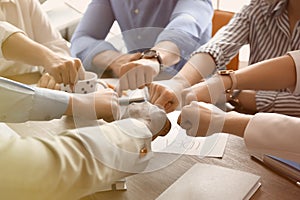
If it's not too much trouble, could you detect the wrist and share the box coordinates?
[224,111,251,137]
[140,49,163,72]
[64,94,74,116]
[217,70,237,93]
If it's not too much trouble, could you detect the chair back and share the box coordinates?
[212,10,239,70]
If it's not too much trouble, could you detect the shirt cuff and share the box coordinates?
[0,22,25,58]
[30,87,70,121]
[287,50,300,95]
[75,118,153,173]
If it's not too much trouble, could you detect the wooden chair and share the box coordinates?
[212,10,239,70]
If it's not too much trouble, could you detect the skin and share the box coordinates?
[149,0,300,113]
[180,54,297,137]
[2,32,85,88]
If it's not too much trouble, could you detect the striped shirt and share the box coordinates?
[197,0,300,117]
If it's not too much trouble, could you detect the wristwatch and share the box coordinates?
[140,49,163,70]
[217,69,237,93]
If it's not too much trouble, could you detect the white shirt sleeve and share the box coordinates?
[287,50,300,95]
[244,112,300,163]
[0,118,153,200]
[0,77,69,122]
[0,21,25,58]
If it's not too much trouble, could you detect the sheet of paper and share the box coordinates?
[151,111,228,157]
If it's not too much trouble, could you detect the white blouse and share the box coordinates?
[0,0,69,76]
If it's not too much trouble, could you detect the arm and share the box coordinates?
[244,113,300,163]
[175,1,253,86]
[179,102,300,163]
[2,31,84,86]
[0,77,69,122]
[181,52,299,109]
[0,119,153,200]
[70,0,116,71]
[154,0,213,68]
[0,77,119,123]
[220,53,297,92]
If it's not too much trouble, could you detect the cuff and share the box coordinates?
[75,118,153,173]
[287,50,300,95]
[30,87,70,121]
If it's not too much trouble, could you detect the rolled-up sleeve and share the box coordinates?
[0,22,25,58]
[70,0,116,71]
[156,0,213,60]
[287,50,300,95]
[0,77,69,122]
[195,3,251,69]
[244,113,300,163]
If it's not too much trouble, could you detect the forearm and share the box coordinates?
[92,50,122,71]
[175,52,216,86]
[235,55,296,91]
[223,111,252,137]
[152,41,180,67]
[2,32,57,67]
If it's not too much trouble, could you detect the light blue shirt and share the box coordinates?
[0,77,69,122]
[70,0,213,73]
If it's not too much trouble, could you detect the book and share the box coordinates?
[156,163,261,200]
[260,155,300,185]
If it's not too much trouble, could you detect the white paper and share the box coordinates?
[151,111,228,157]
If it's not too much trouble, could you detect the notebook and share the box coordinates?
[260,155,300,186]
[156,163,261,200]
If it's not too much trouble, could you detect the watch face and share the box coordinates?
[143,50,157,58]
[141,49,162,64]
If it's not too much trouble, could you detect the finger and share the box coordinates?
[182,88,198,106]
[61,65,70,86]
[180,105,199,137]
[54,83,61,90]
[74,59,85,80]
[128,70,137,90]
[37,74,50,88]
[117,75,129,96]
[149,85,161,104]
[155,91,177,112]
[52,71,63,84]
[145,67,153,84]
[136,67,145,89]
[47,77,57,89]
[69,61,78,85]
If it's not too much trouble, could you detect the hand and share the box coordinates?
[43,55,85,88]
[116,58,160,95]
[66,89,120,122]
[108,52,142,77]
[37,73,61,90]
[120,101,170,140]
[178,101,226,137]
[148,76,190,113]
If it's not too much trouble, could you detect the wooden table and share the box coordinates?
[7,117,300,200]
